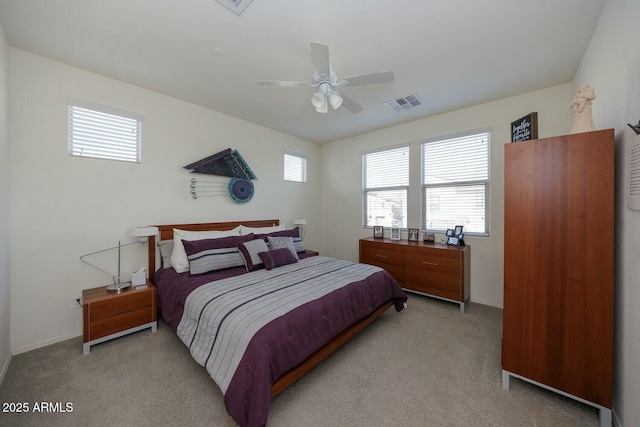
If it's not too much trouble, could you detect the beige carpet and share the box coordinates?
[0,295,600,427]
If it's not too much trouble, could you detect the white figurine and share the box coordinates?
[570,84,596,134]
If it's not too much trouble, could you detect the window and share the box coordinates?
[68,100,142,163]
[363,146,409,228]
[422,131,490,235]
[284,152,307,182]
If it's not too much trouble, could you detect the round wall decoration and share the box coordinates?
[228,178,254,204]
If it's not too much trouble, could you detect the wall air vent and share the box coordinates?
[384,95,422,112]
[215,0,253,15]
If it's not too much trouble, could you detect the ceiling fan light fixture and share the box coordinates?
[311,91,325,108]
[329,92,343,109]
[315,96,328,113]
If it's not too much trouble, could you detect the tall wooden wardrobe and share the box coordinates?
[502,129,614,427]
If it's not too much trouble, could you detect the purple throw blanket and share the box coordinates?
[154,256,406,427]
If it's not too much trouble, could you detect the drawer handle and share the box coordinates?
[375,254,388,258]
[422,261,438,266]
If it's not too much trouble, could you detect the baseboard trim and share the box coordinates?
[0,351,12,386]
[12,332,82,356]
[469,296,503,309]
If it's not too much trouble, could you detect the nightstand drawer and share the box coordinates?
[89,307,153,340]
[89,291,151,322]
[82,283,157,354]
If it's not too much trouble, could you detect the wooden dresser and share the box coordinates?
[359,237,470,312]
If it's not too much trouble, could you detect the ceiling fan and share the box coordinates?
[258,42,394,114]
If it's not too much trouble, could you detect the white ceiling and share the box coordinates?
[0,0,606,143]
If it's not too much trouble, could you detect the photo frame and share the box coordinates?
[373,225,384,239]
[408,228,419,242]
[422,230,435,242]
[447,225,465,246]
[390,227,400,240]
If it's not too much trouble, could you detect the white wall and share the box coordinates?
[319,84,574,308]
[573,0,640,425]
[0,22,10,382]
[8,48,320,353]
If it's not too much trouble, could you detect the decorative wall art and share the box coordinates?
[511,112,538,142]
[185,148,257,203]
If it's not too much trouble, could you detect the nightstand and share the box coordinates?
[82,281,157,355]
[304,250,319,256]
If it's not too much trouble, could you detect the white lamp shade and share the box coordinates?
[128,226,159,237]
[293,219,306,226]
[311,91,325,108]
[329,92,343,109]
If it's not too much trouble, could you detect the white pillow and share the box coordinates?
[170,226,241,273]
[237,238,269,271]
[239,224,284,235]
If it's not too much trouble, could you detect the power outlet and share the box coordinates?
[71,295,82,309]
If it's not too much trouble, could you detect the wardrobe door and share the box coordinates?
[503,129,614,408]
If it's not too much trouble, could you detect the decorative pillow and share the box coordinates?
[157,239,174,269]
[183,234,254,275]
[258,248,298,270]
[237,239,270,271]
[267,236,299,260]
[257,228,305,253]
[239,224,284,235]
[170,226,241,273]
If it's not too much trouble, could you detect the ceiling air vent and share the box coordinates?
[384,95,422,112]
[215,0,253,15]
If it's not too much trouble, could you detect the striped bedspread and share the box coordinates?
[176,255,407,426]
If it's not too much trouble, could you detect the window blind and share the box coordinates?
[363,146,409,228]
[284,153,307,182]
[68,102,142,163]
[422,132,490,234]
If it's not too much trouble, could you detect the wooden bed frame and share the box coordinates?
[147,219,394,398]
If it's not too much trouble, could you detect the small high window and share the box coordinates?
[68,100,143,163]
[284,152,307,183]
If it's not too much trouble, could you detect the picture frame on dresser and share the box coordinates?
[422,231,435,242]
[390,227,400,240]
[408,228,419,242]
[373,225,384,238]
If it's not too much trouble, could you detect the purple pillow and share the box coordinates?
[183,233,254,275]
[258,248,298,270]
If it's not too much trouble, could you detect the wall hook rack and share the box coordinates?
[627,120,640,135]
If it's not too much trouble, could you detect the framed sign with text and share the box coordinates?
[511,112,538,142]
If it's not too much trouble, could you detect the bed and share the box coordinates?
[148,219,407,427]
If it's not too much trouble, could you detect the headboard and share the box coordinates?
[148,219,279,282]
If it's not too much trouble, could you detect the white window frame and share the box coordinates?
[284,152,307,183]
[362,145,410,229]
[421,130,490,236]
[68,99,143,163]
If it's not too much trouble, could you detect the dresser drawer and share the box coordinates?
[404,247,463,301]
[360,241,404,283]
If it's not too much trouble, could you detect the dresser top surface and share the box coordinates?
[360,237,469,251]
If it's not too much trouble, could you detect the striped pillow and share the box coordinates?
[256,228,305,253]
[258,248,298,270]
[183,234,254,275]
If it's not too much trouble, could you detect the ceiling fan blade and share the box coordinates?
[258,80,314,88]
[338,71,394,87]
[310,42,330,80]
[340,93,364,114]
